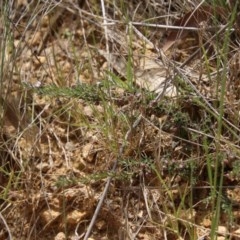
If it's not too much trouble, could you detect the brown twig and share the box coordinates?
[83,114,142,240]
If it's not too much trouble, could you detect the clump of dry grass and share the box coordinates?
[1,0,240,239]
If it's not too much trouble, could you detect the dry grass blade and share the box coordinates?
[83,114,142,240]
[2,0,240,239]
[162,3,229,52]
[0,212,12,240]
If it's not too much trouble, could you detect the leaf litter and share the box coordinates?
[1,0,240,239]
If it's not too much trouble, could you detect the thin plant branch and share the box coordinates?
[83,114,142,240]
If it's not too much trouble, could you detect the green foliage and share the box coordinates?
[35,84,103,102]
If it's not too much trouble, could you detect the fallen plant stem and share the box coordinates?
[0,212,12,240]
[132,22,228,31]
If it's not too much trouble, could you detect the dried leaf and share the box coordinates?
[99,50,177,97]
